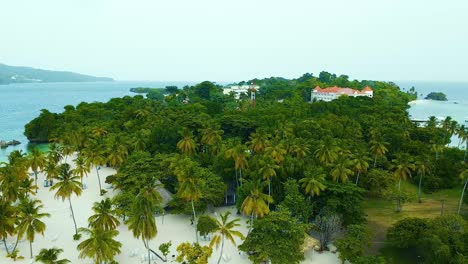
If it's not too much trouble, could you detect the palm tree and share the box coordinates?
[0,200,16,254]
[225,144,249,187]
[456,125,466,148]
[35,248,70,264]
[391,154,415,212]
[177,130,197,155]
[43,159,59,186]
[173,158,203,242]
[90,127,108,139]
[265,143,287,164]
[199,126,223,153]
[458,169,468,215]
[82,141,106,195]
[331,156,354,183]
[15,198,50,258]
[77,227,122,264]
[248,129,271,154]
[0,164,22,202]
[72,154,91,184]
[210,211,245,264]
[126,194,158,264]
[314,138,339,166]
[351,152,370,185]
[50,163,82,237]
[299,168,327,197]
[415,157,431,203]
[241,180,273,232]
[19,178,38,199]
[106,140,128,168]
[47,143,63,164]
[28,147,46,193]
[258,156,278,204]
[88,198,120,231]
[369,139,389,167]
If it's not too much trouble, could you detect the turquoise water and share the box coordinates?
[0,81,191,162]
[399,81,468,148]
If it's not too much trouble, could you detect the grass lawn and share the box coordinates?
[363,182,468,262]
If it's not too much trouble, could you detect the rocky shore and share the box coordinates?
[0,140,20,148]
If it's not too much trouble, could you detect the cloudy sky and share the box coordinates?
[1,0,467,82]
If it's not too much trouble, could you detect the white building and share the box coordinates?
[223,84,260,100]
[311,86,373,102]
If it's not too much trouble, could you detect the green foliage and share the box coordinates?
[159,241,172,260]
[386,217,430,248]
[176,242,212,264]
[239,209,308,264]
[425,92,448,101]
[279,180,313,222]
[335,225,373,263]
[196,215,218,237]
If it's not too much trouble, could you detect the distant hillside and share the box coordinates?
[0,63,113,84]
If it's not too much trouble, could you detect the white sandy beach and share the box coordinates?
[0,156,340,264]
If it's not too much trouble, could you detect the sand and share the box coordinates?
[0,157,340,264]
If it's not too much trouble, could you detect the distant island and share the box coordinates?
[0,63,113,84]
[425,92,448,101]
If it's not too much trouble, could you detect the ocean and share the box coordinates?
[0,81,466,162]
[0,81,192,162]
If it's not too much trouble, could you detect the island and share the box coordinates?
[425,92,447,101]
[0,63,113,84]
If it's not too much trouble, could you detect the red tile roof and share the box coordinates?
[313,86,372,95]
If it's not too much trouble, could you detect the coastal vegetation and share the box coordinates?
[0,63,113,85]
[425,92,448,101]
[0,71,467,262]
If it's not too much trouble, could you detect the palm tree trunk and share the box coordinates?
[96,166,103,195]
[464,141,467,162]
[397,178,402,212]
[12,234,20,252]
[29,241,33,259]
[355,172,360,185]
[3,238,9,254]
[69,198,78,235]
[418,173,423,203]
[191,200,198,243]
[217,235,225,264]
[239,169,243,186]
[234,169,239,189]
[458,178,468,215]
[34,170,38,194]
[373,157,377,168]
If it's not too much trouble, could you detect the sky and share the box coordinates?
[0,0,467,82]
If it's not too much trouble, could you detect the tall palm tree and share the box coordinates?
[50,163,82,237]
[199,126,224,153]
[47,143,63,165]
[351,152,370,185]
[391,154,415,212]
[82,140,106,195]
[415,157,431,203]
[225,144,249,187]
[299,168,327,197]
[126,194,158,264]
[265,143,287,164]
[331,156,354,183]
[248,129,271,154]
[258,156,278,204]
[314,138,340,166]
[241,180,273,232]
[72,154,91,184]
[19,178,38,199]
[106,139,128,168]
[15,198,50,258]
[458,169,468,215]
[77,227,122,264]
[35,248,70,264]
[43,159,59,186]
[0,164,22,202]
[369,139,389,167]
[456,125,467,148]
[28,147,46,193]
[177,130,197,155]
[88,198,120,231]
[0,200,16,254]
[173,158,203,242]
[210,211,245,264]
